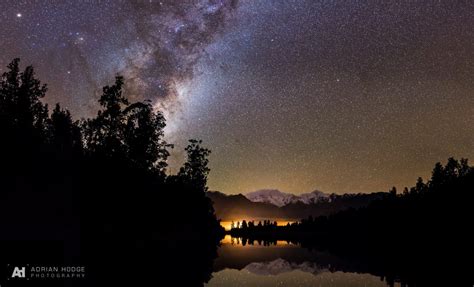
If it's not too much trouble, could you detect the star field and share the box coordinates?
[1,0,473,194]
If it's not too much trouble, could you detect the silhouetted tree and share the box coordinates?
[414,177,427,194]
[0,59,49,143]
[241,220,247,229]
[178,139,211,192]
[123,101,171,175]
[50,104,82,156]
[389,186,397,197]
[444,157,461,183]
[0,58,50,192]
[82,75,129,159]
[459,158,471,177]
[430,162,445,189]
[402,187,409,196]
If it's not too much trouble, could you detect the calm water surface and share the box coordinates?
[206,235,399,287]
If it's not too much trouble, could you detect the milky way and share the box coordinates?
[116,1,238,114]
[1,0,237,119]
[1,1,473,194]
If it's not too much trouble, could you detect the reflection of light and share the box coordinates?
[221,235,298,247]
[222,234,233,244]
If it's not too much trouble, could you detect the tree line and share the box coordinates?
[0,58,223,285]
[231,157,473,236]
[229,157,474,286]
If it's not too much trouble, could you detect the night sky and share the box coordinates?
[1,1,473,195]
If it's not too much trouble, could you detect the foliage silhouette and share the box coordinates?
[0,59,223,286]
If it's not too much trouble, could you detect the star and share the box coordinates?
[0,1,472,195]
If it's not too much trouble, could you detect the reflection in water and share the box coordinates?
[221,234,295,246]
[207,236,398,287]
[208,269,391,287]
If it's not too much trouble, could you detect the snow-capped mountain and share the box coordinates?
[245,189,299,207]
[245,189,329,207]
[299,190,329,204]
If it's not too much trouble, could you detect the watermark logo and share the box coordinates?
[11,266,25,278]
[5,264,86,281]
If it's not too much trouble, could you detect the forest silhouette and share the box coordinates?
[0,59,223,286]
[230,157,474,285]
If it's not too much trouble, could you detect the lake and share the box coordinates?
[205,235,400,287]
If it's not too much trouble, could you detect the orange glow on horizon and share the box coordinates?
[220,219,297,231]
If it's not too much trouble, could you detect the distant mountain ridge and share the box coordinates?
[245,189,329,207]
[207,190,388,221]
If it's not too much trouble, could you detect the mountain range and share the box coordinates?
[245,189,329,207]
[207,189,388,221]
